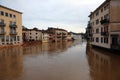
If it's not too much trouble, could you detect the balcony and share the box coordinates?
[62,36,66,39]
[57,33,61,35]
[87,23,92,29]
[111,44,120,51]
[62,33,66,35]
[0,22,6,27]
[10,32,17,35]
[0,31,6,35]
[89,33,92,37]
[9,24,17,28]
[101,32,109,36]
[57,36,61,38]
[100,19,109,25]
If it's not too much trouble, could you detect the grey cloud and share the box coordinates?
[0,0,104,32]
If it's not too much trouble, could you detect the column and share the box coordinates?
[4,36,6,45]
[9,36,10,44]
[21,36,23,44]
[16,36,18,43]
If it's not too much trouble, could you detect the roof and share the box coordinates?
[0,5,22,14]
[69,32,83,35]
[23,28,42,32]
[88,0,110,17]
[48,27,67,32]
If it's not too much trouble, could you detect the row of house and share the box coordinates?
[0,5,83,46]
[86,0,120,51]
[22,27,84,43]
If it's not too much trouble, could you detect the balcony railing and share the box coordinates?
[10,32,17,35]
[100,19,109,25]
[0,31,6,35]
[0,22,6,27]
[9,24,17,28]
[111,44,120,51]
[101,32,109,36]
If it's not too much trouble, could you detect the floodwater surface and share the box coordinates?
[0,41,120,80]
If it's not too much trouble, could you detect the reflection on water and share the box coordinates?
[87,45,120,80]
[0,47,23,80]
[0,41,119,80]
[0,41,89,80]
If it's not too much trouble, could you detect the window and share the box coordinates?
[101,8,103,12]
[14,36,16,41]
[101,17,103,21]
[92,38,94,42]
[13,22,16,25]
[5,12,8,17]
[101,27,103,32]
[9,14,12,18]
[104,14,109,19]
[101,37,103,43]
[96,37,99,42]
[96,29,99,33]
[13,15,16,18]
[1,11,4,16]
[104,38,108,43]
[96,12,99,16]
[96,19,99,25]
[10,21,12,25]
[1,27,4,33]
[104,4,109,10]
[0,36,5,42]
[36,33,38,35]
[17,36,20,41]
[106,38,108,43]
[104,37,108,43]
[0,19,4,23]
[93,22,94,26]
[30,33,31,35]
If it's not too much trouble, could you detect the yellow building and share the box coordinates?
[88,0,120,50]
[0,5,22,46]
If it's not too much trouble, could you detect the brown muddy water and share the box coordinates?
[0,41,120,80]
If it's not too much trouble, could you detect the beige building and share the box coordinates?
[67,32,72,41]
[0,5,22,46]
[88,0,120,50]
[41,30,49,43]
[47,27,68,42]
[22,28,42,41]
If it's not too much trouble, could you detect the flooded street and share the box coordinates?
[0,41,120,80]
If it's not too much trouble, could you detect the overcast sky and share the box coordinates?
[0,0,105,33]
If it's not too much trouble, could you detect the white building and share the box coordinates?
[41,30,49,43]
[88,0,120,50]
[22,28,42,41]
[70,32,83,41]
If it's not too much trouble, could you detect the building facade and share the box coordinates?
[88,0,120,50]
[47,27,68,42]
[22,28,42,42]
[41,30,49,43]
[69,32,83,41]
[0,5,22,46]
